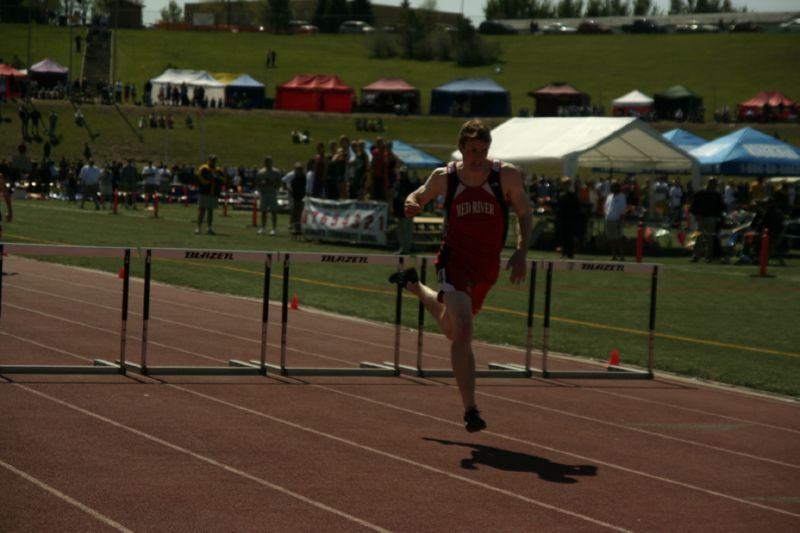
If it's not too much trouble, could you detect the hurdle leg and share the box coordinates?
[259,255,271,374]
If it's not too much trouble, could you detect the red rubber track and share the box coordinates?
[1,257,798,532]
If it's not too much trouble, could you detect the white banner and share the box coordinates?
[301,198,389,246]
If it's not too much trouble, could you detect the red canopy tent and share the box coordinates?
[360,77,420,114]
[0,63,27,99]
[275,74,354,113]
[737,91,796,122]
[528,82,590,117]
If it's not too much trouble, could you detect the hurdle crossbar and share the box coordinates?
[259,252,402,377]
[523,259,657,380]
[123,247,271,376]
[389,256,533,379]
[0,243,129,375]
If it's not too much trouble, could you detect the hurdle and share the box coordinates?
[0,243,129,375]
[497,259,658,380]
[257,252,402,377]
[382,256,534,379]
[122,247,271,376]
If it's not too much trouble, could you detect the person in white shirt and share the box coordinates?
[141,161,158,208]
[668,178,684,226]
[723,181,737,213]
[604,181,628,261]
[79,159,103,210]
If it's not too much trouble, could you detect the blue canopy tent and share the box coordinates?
[690,127,800,176]
[430,78,511,117]
[224,74,265,108]
[662,128,706,152]
[366,139,445,169]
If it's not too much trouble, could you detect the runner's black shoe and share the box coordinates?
[388,267,419,288]
[464,406,487,433]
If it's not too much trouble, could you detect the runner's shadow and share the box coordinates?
[423,437,597,484]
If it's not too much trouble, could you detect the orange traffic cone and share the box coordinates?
[607,349,620,367]
[290,294,299,310]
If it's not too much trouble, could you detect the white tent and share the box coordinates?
[149,68,226,106]
[453,117,699,182]
[612,89,654,107]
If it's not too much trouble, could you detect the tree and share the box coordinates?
[485,0,556,18]
[318,0,348,33]
[632,0,655,16]
[313,0,328,29]
[398,0,421,58]
[265,0,291,31]
[159,0,183,23]
[585,0,605,16]
[668,0,686,14]
[556,0,583,18]
[605,0,630,16]
[350,0,374,24]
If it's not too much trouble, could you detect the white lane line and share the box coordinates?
[311,384,800,520]
[13,384,389,533]
[4,303,797,470]
[584,388,800,436]
[478,390,800,469]
[0,458,134,532]
[170,384,631,532]
[6,333,800,522]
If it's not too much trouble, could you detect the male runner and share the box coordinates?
[389,119,532,432]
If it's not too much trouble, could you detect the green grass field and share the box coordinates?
[3,202,799,398]
[1,24,799,170]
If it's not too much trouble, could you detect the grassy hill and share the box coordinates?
[1,23,799,168]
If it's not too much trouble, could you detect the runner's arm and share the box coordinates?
[404,167,447,218]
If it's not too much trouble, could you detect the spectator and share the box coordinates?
[668,178,684,227]
[604,181,627,261]
[11,144,31,182]
[690,177,725,263]
[555,177,581,259]
[119,159,139,209]
[79,159,103,210]
[311,142,327,198]
[141,161,158,208]
[195,154,226,235]
[286,162,306,236]
[350,140,368,199]
[326,139,345,200]
[254,156,283,235]
[757,197,787,267]
[370,137,392,200]
[99,162,114,204]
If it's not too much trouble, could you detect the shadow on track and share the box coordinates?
[423,437,598,483]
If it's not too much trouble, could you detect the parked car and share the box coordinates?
[675,20,719,33]
[780,17,800,31]
[729,21,761,32]
[621,18,668,33]
[287,20,318,34]
[478,20,518,35]
[577,20,613,34]
[338,20,375,34]
[542,22,577,34]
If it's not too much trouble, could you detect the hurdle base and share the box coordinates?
[501,362,652,380]
[387,362,531,379]
[122,360,264,376]
[259,361,398,377]
[0,359,125,375]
